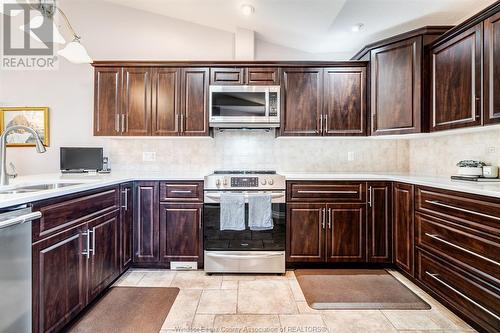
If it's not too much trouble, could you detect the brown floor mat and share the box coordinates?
[66,287,179,333]
[295,269,430,310]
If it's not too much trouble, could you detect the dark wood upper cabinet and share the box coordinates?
[484,11,500,125]
[94,67,122,136]
[121,67,152,136]
[325,204,366,262]
[134,182,160,264]
[431,23,482,131]
[286,203,324,262]
[323,67,366,136]
[367,182,392,263]
[370,37,422,135]
[120,183,133,271]
[210,67,245,85]
[152,67,180,136]
[393,182,415,276]
[181,68,209,136]
[281,68,323,136]
[159,203,203,265]
[247,67,280,85]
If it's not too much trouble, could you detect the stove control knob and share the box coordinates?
[216,179,221,186]
[223,178,228,186]
[268,179,274,185]
[261,179,267,185]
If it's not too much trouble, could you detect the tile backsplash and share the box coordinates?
[108,131,409,174]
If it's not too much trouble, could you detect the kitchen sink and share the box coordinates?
[0,182,85,194]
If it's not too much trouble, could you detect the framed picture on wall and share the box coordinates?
[0,107,50,147]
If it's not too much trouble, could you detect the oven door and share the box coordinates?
[209,85,280,127]
[203,191,286,252]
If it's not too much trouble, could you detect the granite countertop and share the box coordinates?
[0,171,498,209]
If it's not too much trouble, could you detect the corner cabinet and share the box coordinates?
[93,66,209,137]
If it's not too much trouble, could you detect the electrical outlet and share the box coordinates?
[347,152,355,161]
[142,152,156,162]
[487,146,496,154]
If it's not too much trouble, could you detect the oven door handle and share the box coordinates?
[205,252,284,260]
[205,192,285,199]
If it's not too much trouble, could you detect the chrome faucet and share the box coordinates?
[0,125,47,186]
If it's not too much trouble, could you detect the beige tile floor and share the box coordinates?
[113,269,476,333]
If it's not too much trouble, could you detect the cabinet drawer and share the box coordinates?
[246,67,280,85]
[416,250,500,332]
[416,213,500,282]
[160,181,203,202]
[416,186,500,232]
[210,68,245,85]
[32,186,119,242]
[287,181,365,202]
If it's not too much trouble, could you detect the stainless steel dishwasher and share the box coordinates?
[0,206,41,333]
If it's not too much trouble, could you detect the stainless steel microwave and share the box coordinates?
[209,85,280,128]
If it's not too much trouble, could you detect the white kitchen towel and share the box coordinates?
[248,194,273,231]
[220,193,246,231]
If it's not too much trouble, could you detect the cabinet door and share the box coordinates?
[325,204,366,262]
[159,203,203,265]
[210,67,245,85]
[323,67,366,136]
[246,67,280,85]
[134,182,160,264]
[393,183,415,275]
[431,23,482,131]
[370,37,422,135]
[367,182,392,263]
[94,67,122,136]
[122,67,152,136]
[32,225,87,333]
[181,68,209,136]
[286,203,324,262]
[281,68,323,136]
[87,211,120,301]
[484,11,500,125]
[120,183,134,271]
[152,67,180,136]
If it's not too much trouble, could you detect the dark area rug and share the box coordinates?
[295,269,430,310]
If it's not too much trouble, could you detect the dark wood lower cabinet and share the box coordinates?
[120,183,134,271]
[286,203,324,262]
[159,203,203,265]
[367,182,392,263]
[393,182,415,275]
[133,182,160,264]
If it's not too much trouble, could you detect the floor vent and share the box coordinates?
[170,262,198,270]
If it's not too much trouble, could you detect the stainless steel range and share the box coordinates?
[203,171,286,274]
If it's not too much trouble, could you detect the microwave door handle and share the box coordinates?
[265,88,270,117]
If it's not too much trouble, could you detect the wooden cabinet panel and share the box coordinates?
[325,204,366,262]
[122,68,152,136]
[159,203,203,265]
[134,182,159,264]
[94,67,122,136]
[181,68,209,136]
[120,183,133,271]
[367,182,392,263]
[416,250,500,333]
[286,203,324,262]
[281,68,323,136]
[393,183,415,275]
[323,67,366,136]
[152,68,180,135]
[287,181,365,203]
[370,37,422,135]
[484,11,500,125]
[210,67,245,85]
[160,181,204,202]
[87,211,120,301]
[32,225,87,333]
[431,23,482,131]
[247,67,280,85]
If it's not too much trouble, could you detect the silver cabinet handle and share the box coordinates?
[324,114,328,133]
[424,233,499,266]
[171,190,192,194]
[122,188,128,211]
[0,211,41,230]
[425,200,500,221]
[82,229,91,259]
[90,229,95,256]
[297,190,357,194]
[121,114,127,133]
[115,116,120,133]
[425,271,500,321]
[327,208,332,229]
[175,113,179,131]
[319,114,323,134]
[180,114,184,133]
[368,186,373,207]
[321,208,326,229]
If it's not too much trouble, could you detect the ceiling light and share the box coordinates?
[351,23,364,32]
[241,4,254,16]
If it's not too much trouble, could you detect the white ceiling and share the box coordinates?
[102,0,496,55]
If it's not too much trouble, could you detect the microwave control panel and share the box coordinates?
[231,177,258,187]
[269,92,278,116]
